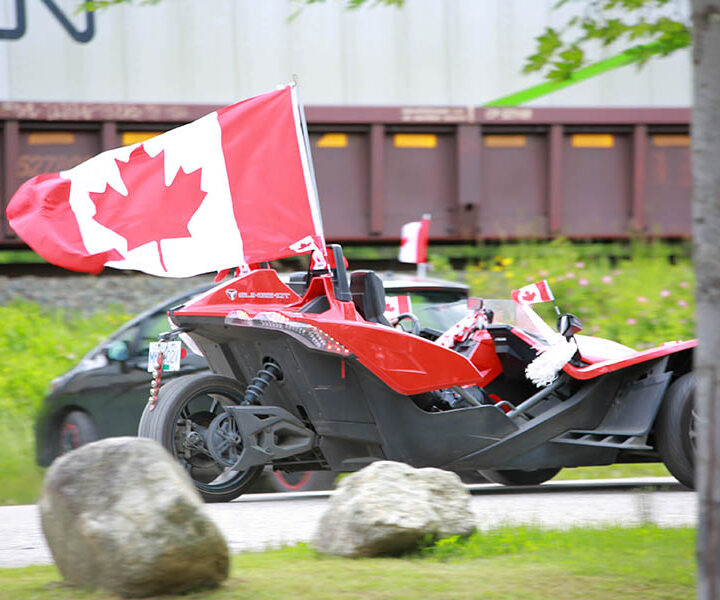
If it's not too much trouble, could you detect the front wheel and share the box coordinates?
[655,373,695,489]
[56,411,98,458]
[478,467,561,486]
[138,373,264,503]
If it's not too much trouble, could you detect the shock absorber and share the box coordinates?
[243,361,283,405]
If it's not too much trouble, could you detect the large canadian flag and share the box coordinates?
[6,86,325,277]
[398,218,430,264]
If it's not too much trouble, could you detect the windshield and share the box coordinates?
[483,299,560,346]
[385,290,469,332]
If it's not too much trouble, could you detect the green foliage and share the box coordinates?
[78,0,404,12]
[77,0,160,11]
[0,251,46,264]
[524,0,691,80]
[437,240,694,350]
[296,0,404,8]
[0,302,129,504]
[0,525,695,599]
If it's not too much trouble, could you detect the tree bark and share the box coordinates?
[692,1,720,598]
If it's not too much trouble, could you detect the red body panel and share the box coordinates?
[563,339,697,380]
[180,269,301,316]
[176,271,483,396]
[467,330,504,386]
[508,326,696,381]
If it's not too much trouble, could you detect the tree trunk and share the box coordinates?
[692,1,720,598]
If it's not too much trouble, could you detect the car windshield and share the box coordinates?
[385,290,469,332]
[483,299,560,346]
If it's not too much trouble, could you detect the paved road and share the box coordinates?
[0,478,696,568]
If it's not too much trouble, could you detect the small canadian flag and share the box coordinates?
[384,295,412,322]
[512,280,555,305]
[398,217,430,264]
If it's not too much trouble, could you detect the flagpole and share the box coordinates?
[292,78,325,243]
[417,212,431,278]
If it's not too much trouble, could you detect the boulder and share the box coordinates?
[313,460,476,557]
[40,437,228,598]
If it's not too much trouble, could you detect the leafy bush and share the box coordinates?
[0,302,129,504]
[432,240,694,349]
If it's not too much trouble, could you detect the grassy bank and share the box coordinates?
[431,239,694,349]
[0,525,695,599]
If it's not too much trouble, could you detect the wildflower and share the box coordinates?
[660,290,671,297]
[500,257,514,266]
[601,275,612,284]
[575,261,585,268]
[579,278,589,286]
[539,270,549,277]
[626,318,637,325]
[565,272,575,279]
[680,281,689,289]
[490,265,503,272]
[678,300,688,308]
[525,275,534,282]
[612,269,623,275]
[637,296,648,303]
[504,271,515,279]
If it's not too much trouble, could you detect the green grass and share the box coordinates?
[0,302,130,505]
[556,463,672,481]
[0,525,695,599]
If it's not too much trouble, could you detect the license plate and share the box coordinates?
[147,341,182,372]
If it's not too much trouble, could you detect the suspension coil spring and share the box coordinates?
[243,361,282,405]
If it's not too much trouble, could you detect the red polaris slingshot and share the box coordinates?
[139,245,696,502]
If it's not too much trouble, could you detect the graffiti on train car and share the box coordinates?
[0,0,95,44]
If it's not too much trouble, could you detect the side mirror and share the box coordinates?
[104,340,130,362]
[557,313,583,340]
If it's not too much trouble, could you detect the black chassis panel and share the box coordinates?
[172,314,670,472]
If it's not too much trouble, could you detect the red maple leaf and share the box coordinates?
[89,145,207,272]
[522,291,537,302]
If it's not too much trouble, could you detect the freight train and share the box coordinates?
[0,103,690,248]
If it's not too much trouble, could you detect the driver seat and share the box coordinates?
[350,270,392,327]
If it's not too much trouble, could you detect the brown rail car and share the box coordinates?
[0,102,691,248]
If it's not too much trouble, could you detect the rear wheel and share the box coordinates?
[57,411,98,457]
[138,373,264,503]
[655,373,695,489]
[478,467,561,486]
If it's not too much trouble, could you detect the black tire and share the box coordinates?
[57,411,98,457]
[138,373,264,503]
[265,470,336,493]
[655,373,695,489]
[478,467,561,486]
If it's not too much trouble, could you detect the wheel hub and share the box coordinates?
[206,412,244,468]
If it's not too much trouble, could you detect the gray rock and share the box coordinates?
[39,437,229,598]
[313,460,476,557]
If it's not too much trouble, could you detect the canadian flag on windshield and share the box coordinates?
[6,85,325,277]
[398,217,430,264]
[512,280,555,305]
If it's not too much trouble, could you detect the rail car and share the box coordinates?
[0,103,690,247]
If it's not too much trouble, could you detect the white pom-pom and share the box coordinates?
[525,338,577,387]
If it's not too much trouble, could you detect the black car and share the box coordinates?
[36,273,469,493]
